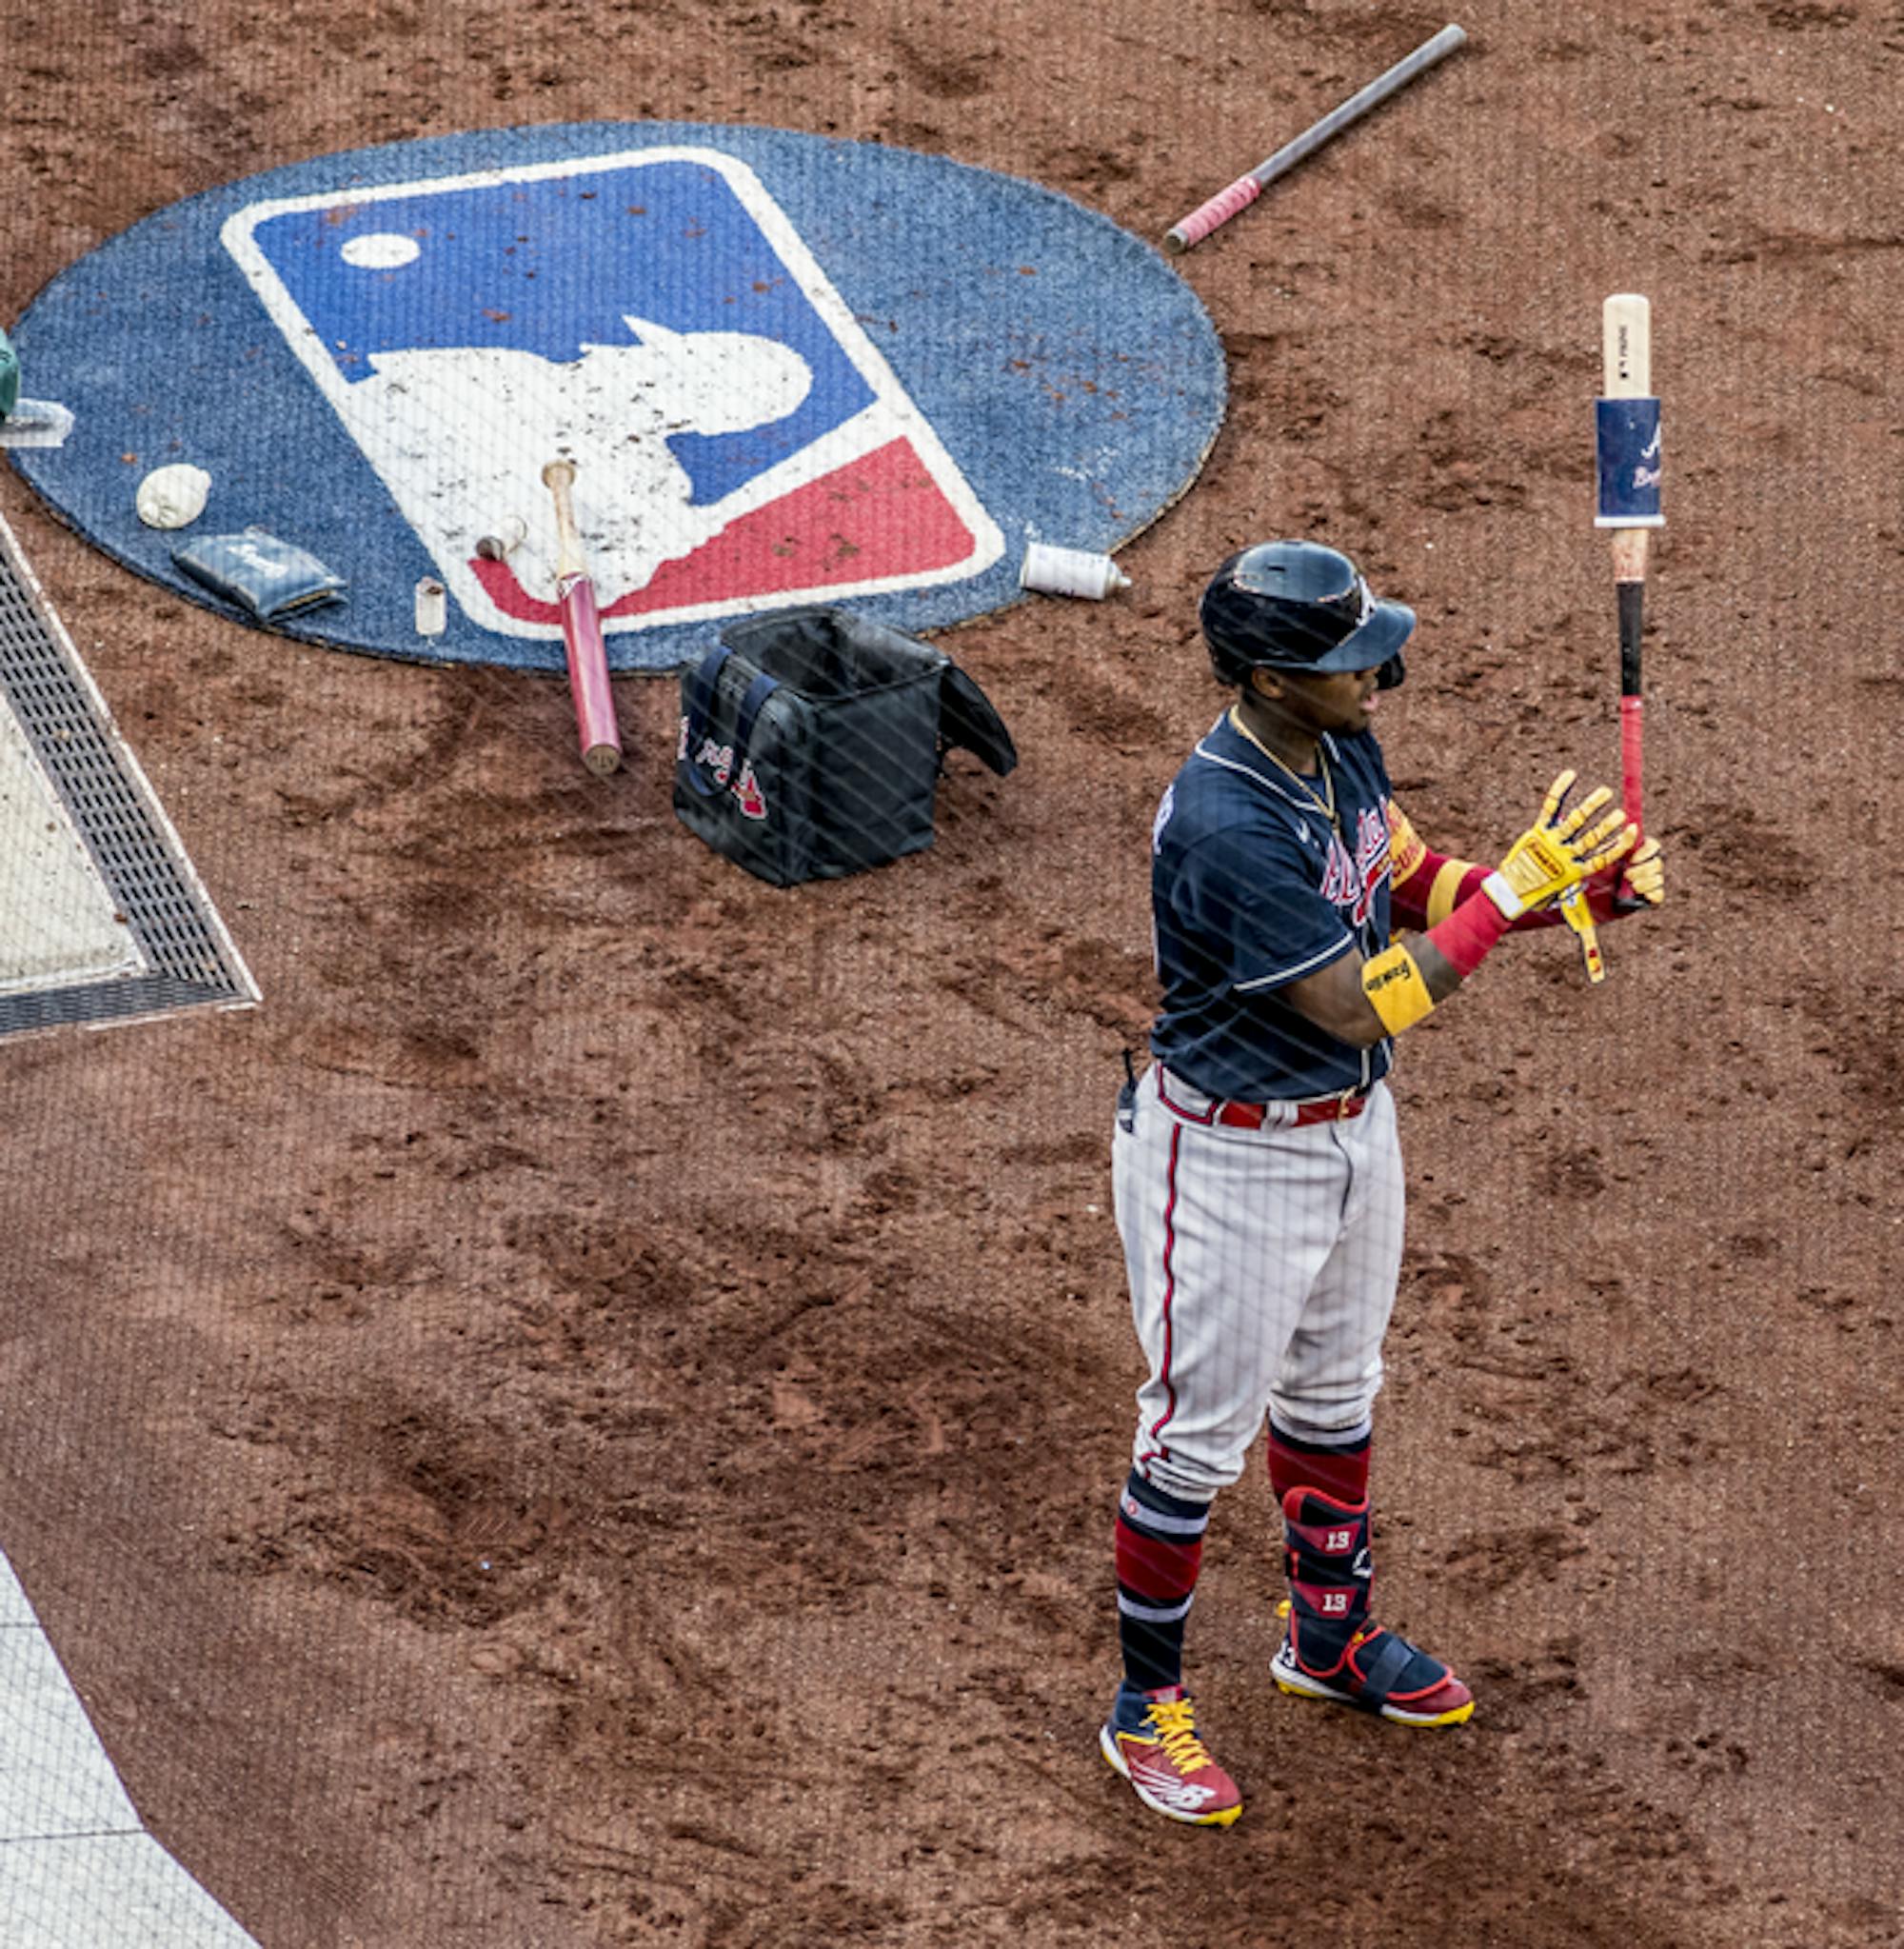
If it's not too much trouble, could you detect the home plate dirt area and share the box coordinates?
[1,4,1900,1947]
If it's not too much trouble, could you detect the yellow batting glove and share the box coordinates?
[1484,769,1637,920]
[1557,885,1607,983]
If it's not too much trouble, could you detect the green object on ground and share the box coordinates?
[0,327,19,421]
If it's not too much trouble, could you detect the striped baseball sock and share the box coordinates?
[1114,1470,1211,1694]
[1266,1420,1371,1506]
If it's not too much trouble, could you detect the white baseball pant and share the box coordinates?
[1112,1063,1405,1504]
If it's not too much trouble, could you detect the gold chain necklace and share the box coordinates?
[1227,705,1339,830]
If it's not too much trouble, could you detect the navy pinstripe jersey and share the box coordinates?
[1146,712,1396,1102]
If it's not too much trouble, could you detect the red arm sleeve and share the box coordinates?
[1387,801,1493,931]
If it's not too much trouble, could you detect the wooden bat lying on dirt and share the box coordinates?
[1164,24,1467,251]
[541,459,624,778]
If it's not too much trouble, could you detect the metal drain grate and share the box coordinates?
[0,508,257,1041]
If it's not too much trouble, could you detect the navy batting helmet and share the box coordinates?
[1200,541,1413,692]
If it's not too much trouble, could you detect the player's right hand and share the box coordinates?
[1610,834,1665,911]
[1577,832,1666,920]
[1483,769,1636,920]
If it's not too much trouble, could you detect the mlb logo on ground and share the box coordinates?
[220,147,1003,641]
[15,121,1226,670]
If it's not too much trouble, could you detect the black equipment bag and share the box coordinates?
[674,607,1016,887]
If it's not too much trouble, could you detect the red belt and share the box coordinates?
[1218,1090,1369,1129]
[1159,1068,1370,1129]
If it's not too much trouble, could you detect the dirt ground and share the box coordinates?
[4,3,1902,1945]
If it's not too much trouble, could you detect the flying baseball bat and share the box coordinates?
[1596,292,1661,836]
[1165,23,1467,252]
[541,459,624,778]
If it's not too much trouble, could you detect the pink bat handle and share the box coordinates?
[1167,175,1264,251]
[1619,695,1644,838]
[1164,26,1467,253]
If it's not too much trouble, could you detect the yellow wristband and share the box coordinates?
[1360,943,1438,1035]
[1425,858,1475,926]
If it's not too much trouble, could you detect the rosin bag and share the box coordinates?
[674,607,1016,888]
[170,527,347,620]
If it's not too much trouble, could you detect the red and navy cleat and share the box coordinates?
[1275,1485,1475,1728]
[1099,1682,1243,1826]
[1272,1600,1474,1725]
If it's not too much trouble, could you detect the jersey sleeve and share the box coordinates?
[1387,799,1431,886]
[1173,823,1358,992]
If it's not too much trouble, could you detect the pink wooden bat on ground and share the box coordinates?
[541,459,624,777]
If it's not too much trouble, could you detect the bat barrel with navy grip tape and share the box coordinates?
[1596,293,1659,837]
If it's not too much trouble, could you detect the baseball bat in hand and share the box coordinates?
[1569,292,1660,986]
[542,459,624,777]
[1596,293,1661,837]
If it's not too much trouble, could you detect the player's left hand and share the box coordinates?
[1588,834,1664,919]
[1487,769,1636,920]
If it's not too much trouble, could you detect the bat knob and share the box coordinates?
[583,743,623,778]
[542,459,576,487]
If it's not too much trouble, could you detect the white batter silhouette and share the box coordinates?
[337,314,814,606]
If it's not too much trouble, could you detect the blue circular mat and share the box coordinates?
[9,123,1225,674]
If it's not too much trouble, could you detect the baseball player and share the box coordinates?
[1099,541,1665,1827]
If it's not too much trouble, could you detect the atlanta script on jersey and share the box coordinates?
[1147,716,1396,1101]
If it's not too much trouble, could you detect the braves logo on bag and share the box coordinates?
[677,714,768,820]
